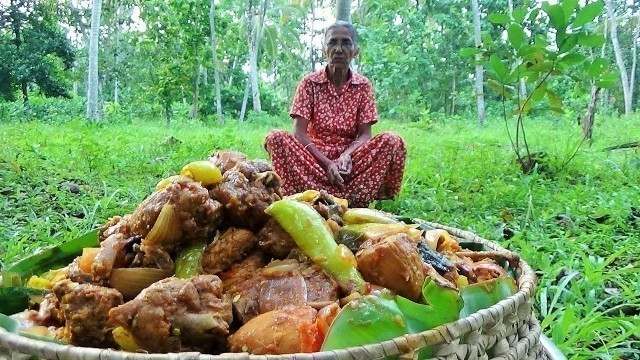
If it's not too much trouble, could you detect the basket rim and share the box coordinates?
[0,221,538,360]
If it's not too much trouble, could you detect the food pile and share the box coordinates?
[4,151,519,355]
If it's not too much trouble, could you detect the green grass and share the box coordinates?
[0,114,639,359]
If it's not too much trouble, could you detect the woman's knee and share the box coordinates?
[264,130,292,151]
[373,131,406,152]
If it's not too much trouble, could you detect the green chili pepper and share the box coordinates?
[175,241,207,279]
[343,208,400,225]
[265,199,367,294]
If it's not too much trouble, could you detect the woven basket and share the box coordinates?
[0,221,547,360]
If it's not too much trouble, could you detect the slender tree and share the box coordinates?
[210,0,223,122]
[605,0,632,115]
[471,0,486,124]
[87,0,102,121]
[337,0,351,22]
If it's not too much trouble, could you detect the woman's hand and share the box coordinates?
[325,161,345,189]
[336,153,352,178]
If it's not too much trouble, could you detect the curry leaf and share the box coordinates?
[573,1,604,28]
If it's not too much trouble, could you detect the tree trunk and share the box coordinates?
[247,0,266,113]
[239,78,250,122]
[87,0,102,121]
[471,0,486,124]
[630,13,639,110]
[451,71,456,115]
[601,18,609,107]
[190,64,202,120]
[605,0,632,115]
[210,0,223,123]
[582,85,600,145]
[336,0,351,22]
[114,5,121,104]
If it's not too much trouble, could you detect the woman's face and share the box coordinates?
[324,26,359,70]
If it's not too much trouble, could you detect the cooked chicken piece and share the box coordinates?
[356,233,425,301]
[455,257,507,283]
[109,275,232,354]
[227,305,319,354]
[91,233,139,282]
[201,228,257,274]
[228,259,339,324]
[130,180,223,245]
[209,150,248,174]
[257,219,297,259]
[29,292,64,328]
[210,167,283,230]
[52,279,123,348]
[98,215,132,242]
[219,251,268,292]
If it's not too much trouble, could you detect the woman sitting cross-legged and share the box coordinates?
[264,21,406,208]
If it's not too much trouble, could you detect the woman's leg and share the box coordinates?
[264,130,331,196]
[344,131,407,207]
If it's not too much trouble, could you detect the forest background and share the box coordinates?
[1,0,640,358]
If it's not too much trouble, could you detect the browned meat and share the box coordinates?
[52,280,123,347]
[455,257,507,283]
[29,293,64,328]
[210,166,282,230]
[234,159,275,181]
[228,305,319,355]
[257,219,297,259]
[201,228,257,274]
[129,180,223,245]
[65,257,94,284]
[91,233,138,282]
[356,233,425,301]
[209,150,248,174]
[227,259,339,324]
[109,275,232,354]
[98,215,132,243]
[219,251,268,292]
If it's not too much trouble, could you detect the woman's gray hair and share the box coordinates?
[324,21,359,48]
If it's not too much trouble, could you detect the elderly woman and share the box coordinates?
[264,21,406,208]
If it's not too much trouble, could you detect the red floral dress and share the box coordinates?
[265,67,406,207]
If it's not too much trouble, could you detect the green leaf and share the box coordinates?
[558,33,579,54]
[578,34,606,47]
[562,0,579,19]
[490,54,508,80]
[559,53,587,66]
[322,279,461,351]
[528,8,540,22]
[460,277,517,317]
[0,287,48,315]
[508,23,526,50]
[531,83,547,102]
[488,13,510,25]
[546,89,563,111]
[513,7,526,23]
[543,3,566,31]
[588,57,609,77]
[488,79,514,99]
[0,313,19,333]
[460,47,480,57]
[6,229,99,279]
[573,1,604,28]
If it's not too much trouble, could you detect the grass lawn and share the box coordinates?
[1,113,639,359]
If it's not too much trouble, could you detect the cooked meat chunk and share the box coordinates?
[66,257,94,284]
[210,167,282,229]
[257,219,297,259]
[91,233,139,282]
[356,233,425,301]
[29,292,64,328]
[201,228,257,274]
[109,275,232,354]
[228,305,319,355]
[219,251,268,292]
[130,180,223,245]
[234,159,275,181]
[209,150,248,174]
[52,280,123,347]
[98,215,132,243]
[228,259,339,324]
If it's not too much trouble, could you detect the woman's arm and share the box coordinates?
[336,123,372,177]
[294,116,345,189]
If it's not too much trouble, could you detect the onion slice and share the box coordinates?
[109,268,172,300]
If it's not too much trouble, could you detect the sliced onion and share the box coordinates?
[145,204,182,245]
[109,268,172,300]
